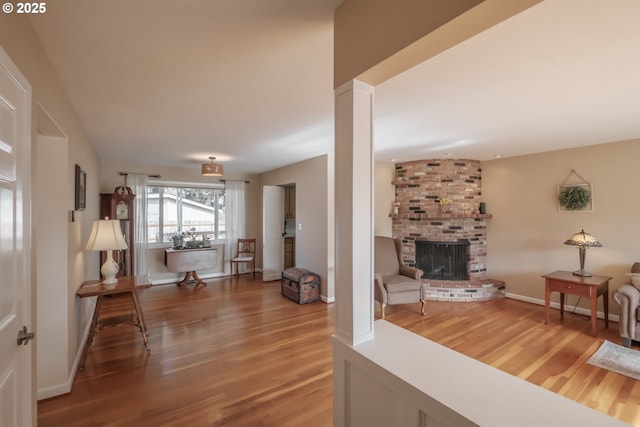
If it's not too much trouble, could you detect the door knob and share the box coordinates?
[17,325,35,346]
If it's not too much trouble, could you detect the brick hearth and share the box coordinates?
[392,159,494,284]
[422,279,505,302]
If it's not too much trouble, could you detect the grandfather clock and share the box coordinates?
[100,186,136,277]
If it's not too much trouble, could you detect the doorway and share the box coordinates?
[262,184,296,281]
[283,184,296,269]
[262,185,284,281]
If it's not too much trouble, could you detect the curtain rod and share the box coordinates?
[119,171,161,179]
[219,179,250,184]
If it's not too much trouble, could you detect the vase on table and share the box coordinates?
[172,235,183,249]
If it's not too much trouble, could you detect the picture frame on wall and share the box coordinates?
[557,183,593,212]
[75,164,86,211]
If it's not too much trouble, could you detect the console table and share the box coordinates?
[543,270,611,336]
[76,275,151,369]
[165,247,218,287]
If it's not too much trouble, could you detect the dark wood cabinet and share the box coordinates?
[100,186,135,277]
[284,237,295,269]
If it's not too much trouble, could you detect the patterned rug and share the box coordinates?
[587,340,640,380]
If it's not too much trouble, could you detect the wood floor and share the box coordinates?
[38,275,640,426]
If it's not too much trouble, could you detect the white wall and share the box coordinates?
[35,134,70,398]
[261,155,335,301]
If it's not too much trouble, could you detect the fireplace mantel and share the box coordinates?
[391,213,492,221]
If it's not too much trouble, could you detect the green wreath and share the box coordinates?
[558,185,590,210]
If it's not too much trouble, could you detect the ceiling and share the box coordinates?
[29,0,640,175]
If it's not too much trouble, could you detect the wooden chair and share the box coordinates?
[230,238,256,277]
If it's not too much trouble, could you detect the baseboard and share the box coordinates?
[321,295,335,303]
[505,292,620,323]
[262,272,281,281]
[150,270,274,286]
[37,382,71,401]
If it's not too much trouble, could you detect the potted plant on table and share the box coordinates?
[183,227,202,248]
[172,228,186,249]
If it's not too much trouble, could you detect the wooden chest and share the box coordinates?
[281,267,320,304]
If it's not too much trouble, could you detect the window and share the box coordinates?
[147,185,225,244]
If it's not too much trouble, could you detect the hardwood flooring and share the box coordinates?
[391,298,640,426]
[38,276,640,426]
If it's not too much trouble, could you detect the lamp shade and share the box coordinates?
[86,218,127,284]
[85,218,128,251]
[564,229,601,277]
[202,156,223,176]
[563,229,602,247]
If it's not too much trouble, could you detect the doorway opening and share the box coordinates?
[283,184,296,269]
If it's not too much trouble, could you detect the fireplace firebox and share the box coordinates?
[415,240,470,281]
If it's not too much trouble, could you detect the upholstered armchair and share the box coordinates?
[613,262,640,347]
[374,236,425,319]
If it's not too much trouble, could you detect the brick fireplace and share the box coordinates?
[391,159,490,282]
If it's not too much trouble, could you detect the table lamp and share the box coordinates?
[563,229,602,277]
[86,217,128,284]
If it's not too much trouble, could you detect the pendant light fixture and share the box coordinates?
[201,156,223,176]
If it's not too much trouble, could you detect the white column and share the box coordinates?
[333,80,375,346]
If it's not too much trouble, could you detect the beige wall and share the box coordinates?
[374,160,394,237]
[261,155,335,301]
[375,139,640,317]
[483,138,640,316]
[1,15,100,397]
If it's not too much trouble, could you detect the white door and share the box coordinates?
[0,48,34,426]
[262,185,284,281]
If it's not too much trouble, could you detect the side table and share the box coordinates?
[543,270,611,336]
[76,275,151,368]
[164,247,218,286]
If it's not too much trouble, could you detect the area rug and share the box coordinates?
[587,340,640,380]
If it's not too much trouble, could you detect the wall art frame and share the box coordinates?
[75,164,86,211]
[557,169,593,212]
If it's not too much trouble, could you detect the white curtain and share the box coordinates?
[225,180,246,272]
[127,174,149,277]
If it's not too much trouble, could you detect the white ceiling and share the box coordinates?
[375,0,640,163]
[29,0,640,174]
